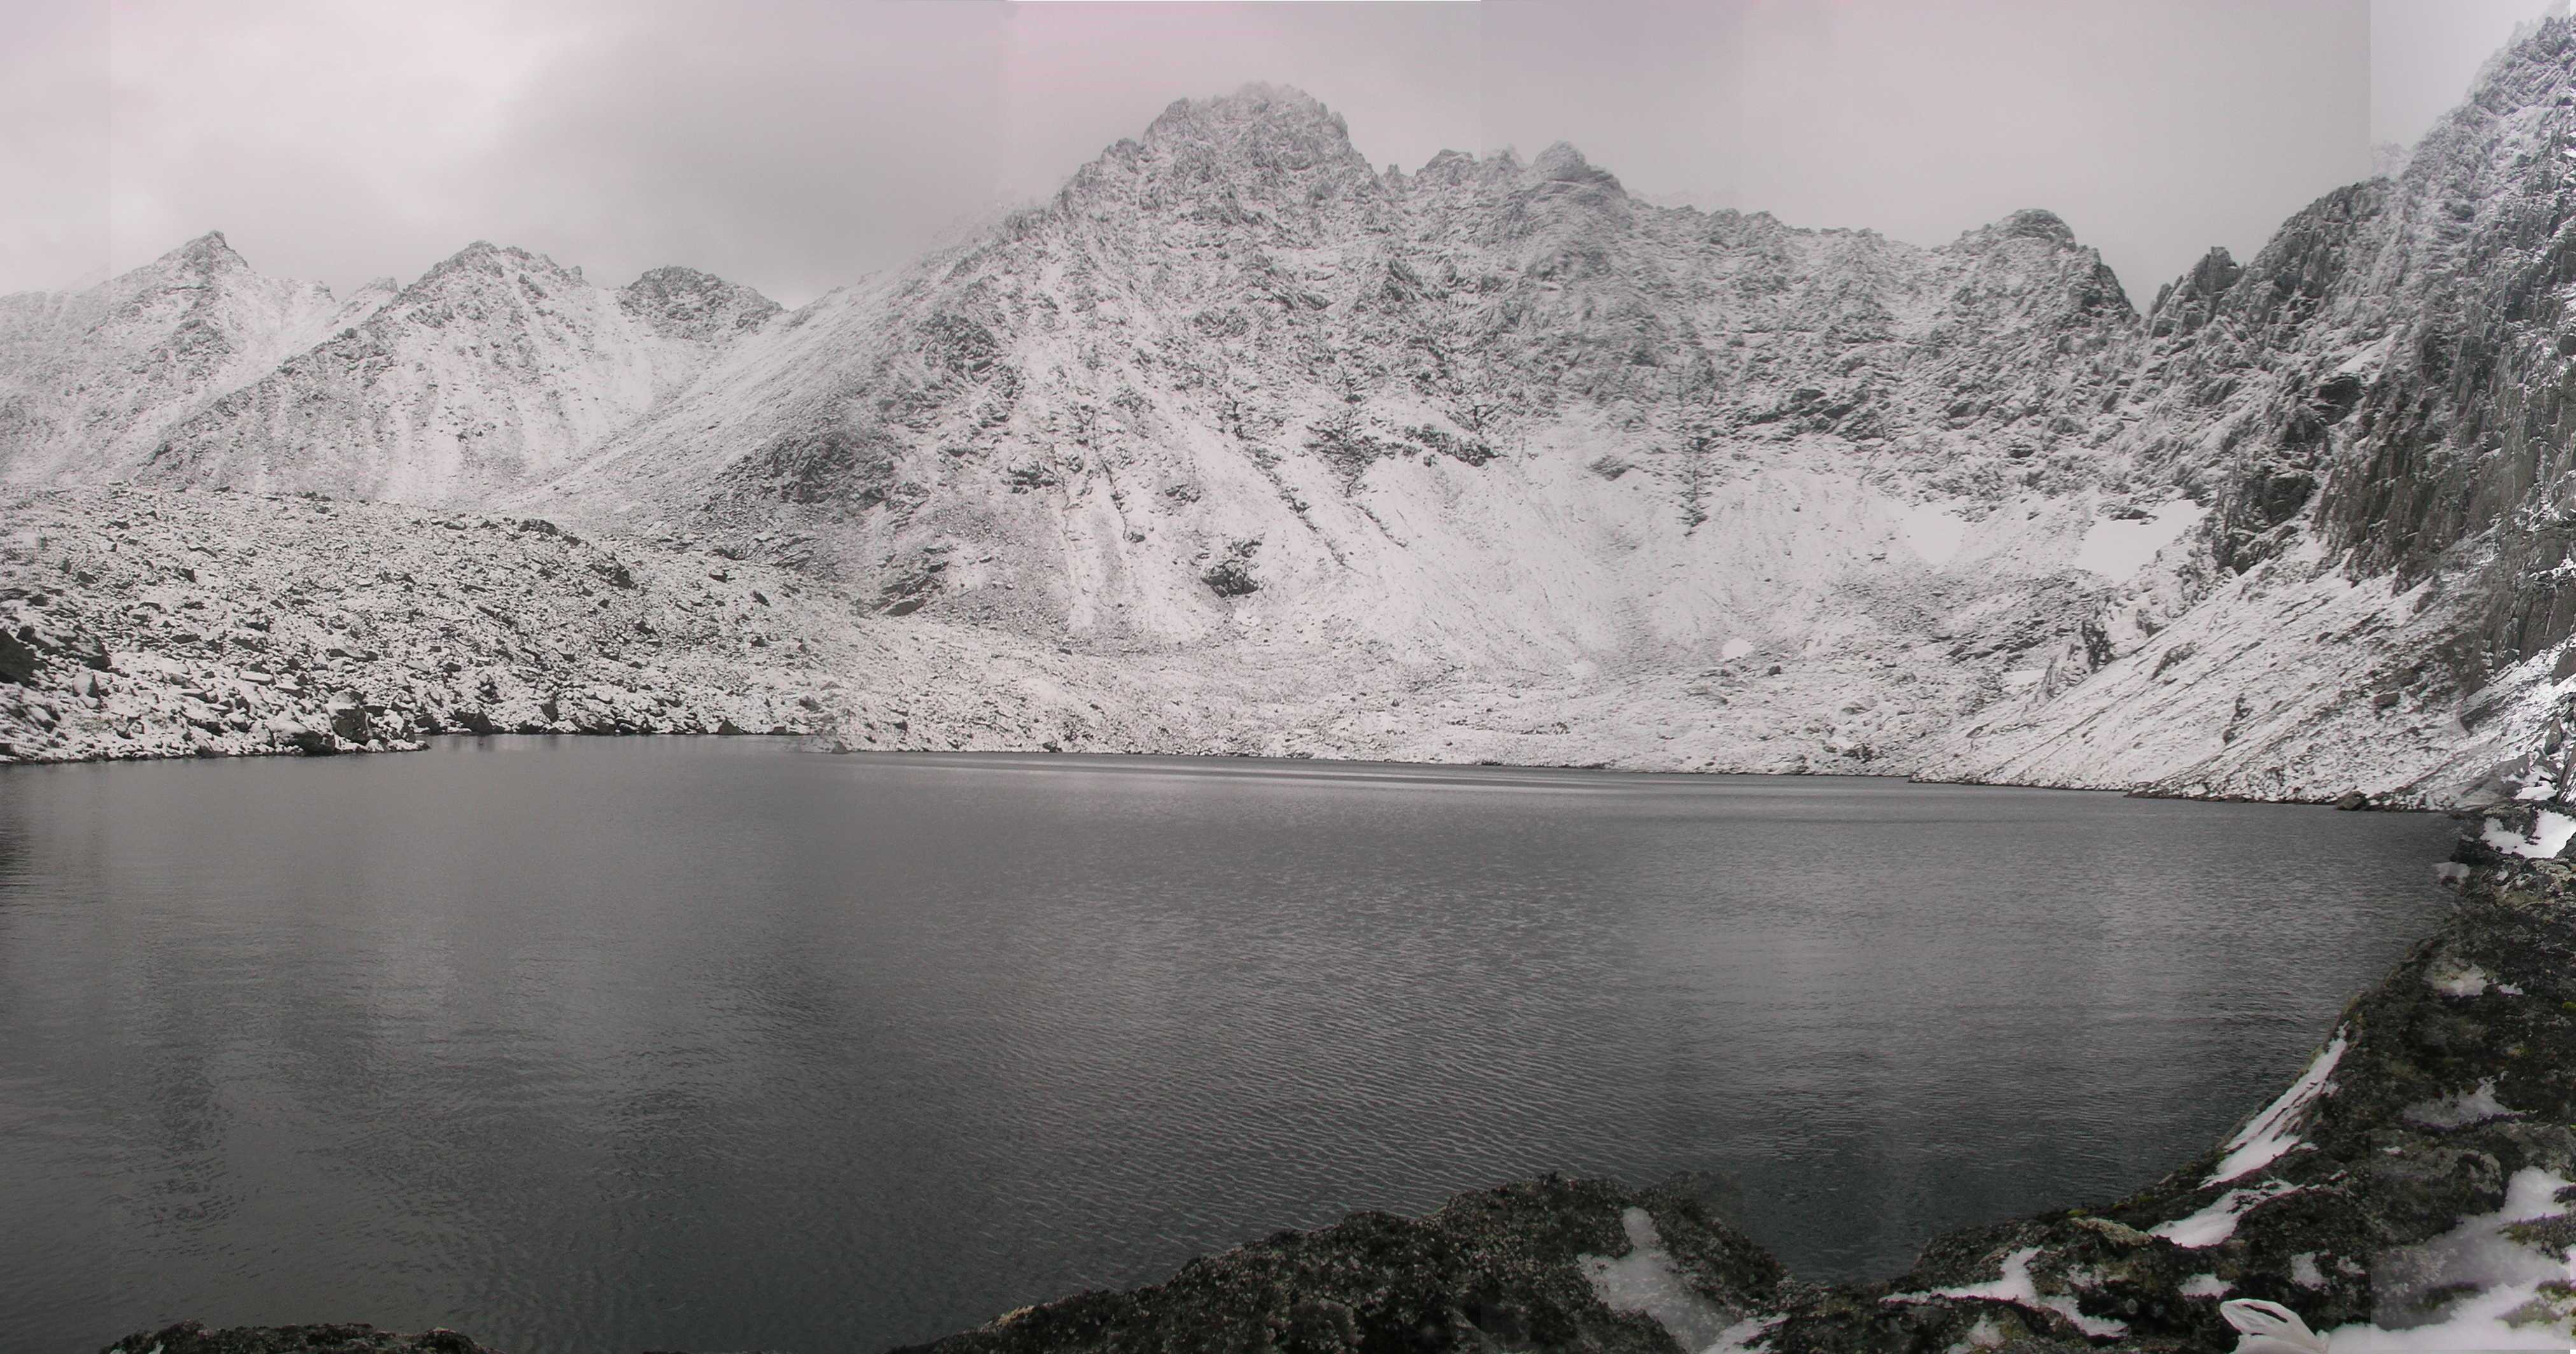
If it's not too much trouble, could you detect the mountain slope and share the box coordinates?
[1921,17,2576,799]
[0,232,379,486]
[132,244,780,505]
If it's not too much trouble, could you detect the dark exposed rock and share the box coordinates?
[895,1175,1785,1354]
[99,1321,496,1354]
[1203,538,1262,597]
[0,627,40,684]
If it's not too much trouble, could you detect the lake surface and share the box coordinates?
[0,738,2455,1353]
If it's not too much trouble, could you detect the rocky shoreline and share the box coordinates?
[87,769,2576,1352]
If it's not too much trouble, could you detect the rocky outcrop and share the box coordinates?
[899,1176,1784,1354]
[99,1322,499,1354]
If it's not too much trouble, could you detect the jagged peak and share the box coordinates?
[1993,208,2078,247]
[137,230,250,282]
[413,239,585,293]
[1530,143,1624,195]
[1139,81,1356,158]
[619,265,781,338]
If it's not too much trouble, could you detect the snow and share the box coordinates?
[2073,501,2203,582]
[1702,1313,1782,1353]
[1896,503,1969,567]
[2320,1169,2576,1350]
[1579,1208,1739,1351]
[2289,1252,2329,1290]
[2152,1181,2305,1248]
[2179,1272,2232,1297]
[2425,958,2493,998]
[2481,810,2576,858]
[2402,1078,2519,1129]
[2204,1032,2347,1185]
[1884,1246,2129,1339]
[9,57,2576,811]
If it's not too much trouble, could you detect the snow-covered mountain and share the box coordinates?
[1919,18,2576,799]
[0,231,382,486]
[14,24,2576,802]
[133,243,780,505]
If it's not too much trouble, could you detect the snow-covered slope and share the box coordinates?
[513,87,2173,774]
[0,232,381,486]
[132,244,780,505]
[1919,17,2576,799]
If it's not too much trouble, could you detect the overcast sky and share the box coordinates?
[0,0,2547,309]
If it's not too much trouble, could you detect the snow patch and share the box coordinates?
[1898,503,1968,566]
[1721,638,1756,661]
[2481,809,2576,858]
[2425,958,2493,998]
[1884,1245,2129,1339]
[2290,1252,2328,1290]
[2402,1078,2519,1129]
[1579,1208,1737,1351]
[2180,1271,2232,1298]
[2153,1181,2306,1248]
[2074,501,2204,583]
[2204,1032,2348,1185]
[2322,1168,2576,1350]
[1703,1313,1782,1353]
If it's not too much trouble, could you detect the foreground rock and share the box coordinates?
[896,1176,1784,1354]
[100,1323,497,1354]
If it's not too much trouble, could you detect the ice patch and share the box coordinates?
[2153,1181,2305,1248]
[1579,1208,1737,1351]
[2180,1271,2232,1297]
[1899,503,1968,566]
[1884,1245,2129,1339]
[2205,1032,2347,1185]
[2075,501,2205,582]
[2481,809,2576,858]
[2402,1078,2520,1129]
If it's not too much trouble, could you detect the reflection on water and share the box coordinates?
[0,739,2453,1352]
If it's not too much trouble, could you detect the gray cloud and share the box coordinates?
[0,1,2542,309]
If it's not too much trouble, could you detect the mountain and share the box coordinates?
[1919,17,2576,799]
[16,24,2576,803]
[132,243,780,505]
[519,86,2176,773]
[0,232,381,485]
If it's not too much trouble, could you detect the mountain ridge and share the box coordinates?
[11,29,2576,803]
